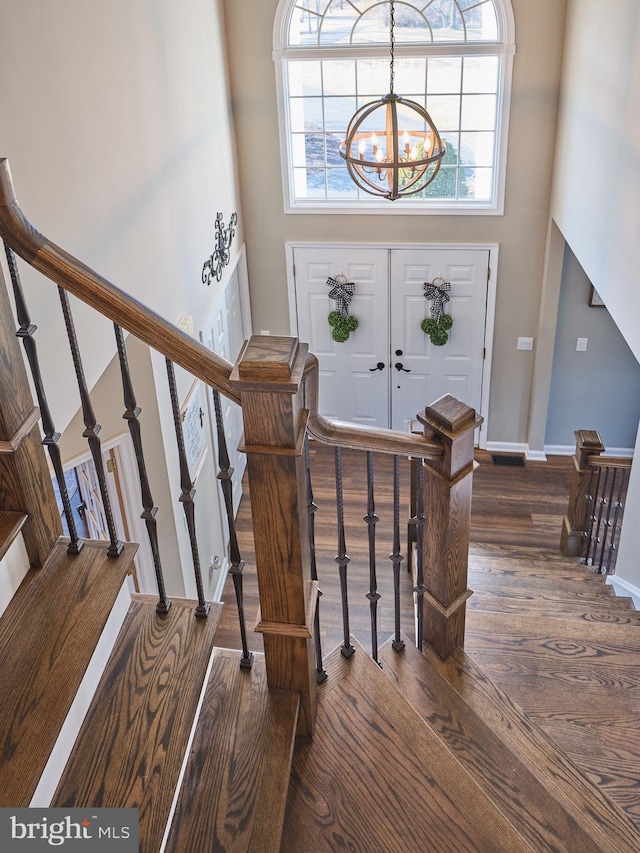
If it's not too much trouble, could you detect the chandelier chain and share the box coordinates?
[389,0,395,95]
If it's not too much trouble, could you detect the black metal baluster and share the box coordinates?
[606,467,628,575]
[212,388,252,668]
[59,288,122,557]
[335,447,354,658]
[364,451,381,664]
[597,467,617,574]
[3,244,82,554]
[304,434,327,683]
[389,454,405,652]
[591,466,609,573]
[114,324,170,614]
[584,466,600,566]
[166,359,209,618]
[412,460,427,650]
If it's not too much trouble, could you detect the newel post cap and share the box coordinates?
[230,335,308,393]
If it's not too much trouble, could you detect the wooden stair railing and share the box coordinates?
[0,157,480,740]
[561,429,632,573]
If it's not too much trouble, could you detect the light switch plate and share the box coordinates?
[517,337,534,351]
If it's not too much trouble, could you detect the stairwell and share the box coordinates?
[1,492,640,850]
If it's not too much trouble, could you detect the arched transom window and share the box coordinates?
[273,0,515,212]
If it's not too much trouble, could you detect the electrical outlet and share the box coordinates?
[576,337,588,351]
[260,330,270,335]
[517,337,534,351]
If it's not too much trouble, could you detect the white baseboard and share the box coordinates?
[30,580,132,806]
[484,441,547,462]
[606,575,640,610]
[213,555,230,602]
[0,535,30,619]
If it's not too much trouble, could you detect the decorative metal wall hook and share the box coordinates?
[202,211,238,285]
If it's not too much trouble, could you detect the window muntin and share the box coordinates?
[277,0,512,210]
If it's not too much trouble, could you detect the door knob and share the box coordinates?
[395,362,411,373]
[369,361,385,372]
[395,349,403,356]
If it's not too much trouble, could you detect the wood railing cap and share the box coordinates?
[230,335,307,392]
[418,393,482,439]
[574,429,605,450]
[0,159,17,208]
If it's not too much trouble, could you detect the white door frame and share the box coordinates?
[286,241,498,449]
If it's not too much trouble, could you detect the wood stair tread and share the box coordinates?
[281,638,536,853]
[0,538,136,806]
[53,595,222,853]
[378,635,609,853]
[0,510,28,561]
[165,648,299,853]
[423,642,640,851]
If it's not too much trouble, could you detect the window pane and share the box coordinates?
[393,58,426,97]
[423,166,458,199]
[464,1,498,42]
[324,97,357,131]
[289,97,324,133]
[288,61,322,97]
[427,58,462,94]
[426,95,461,131]
[295,167,327,199]
[461,94,496,130]
[460,132,495,167]
[460,167,493,199]
[322,60,356,95]
[320,1,359,46]
[424,1,464,42]
[462,56,499,93]
[356,59,391,97]
[289,2,331,46]
[441,132,460,166]
[327,165,358,198]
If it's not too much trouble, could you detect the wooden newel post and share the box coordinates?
[561,429,605,558]
[0,262,62,566]
[417,394,481,660]
[230,335,317,739]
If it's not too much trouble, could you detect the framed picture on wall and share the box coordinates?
[589,285,605,307]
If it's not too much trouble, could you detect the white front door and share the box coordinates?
[293,246,390,427]
[390,248,489,431]
[292,245,490,433]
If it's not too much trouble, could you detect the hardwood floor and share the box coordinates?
[213,445,574,654]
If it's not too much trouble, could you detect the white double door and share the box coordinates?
[292,245,490,432]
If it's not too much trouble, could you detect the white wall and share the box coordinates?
[551,0,640,588]
[223,0,568,444]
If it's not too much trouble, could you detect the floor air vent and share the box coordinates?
[491,454,526,467]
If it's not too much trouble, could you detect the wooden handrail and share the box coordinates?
[585,454,633,470]
[0,158,443,460]
[303,354,443,460]
[0,159,239,404]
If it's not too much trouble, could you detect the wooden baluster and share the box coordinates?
[4,244,81,554]
[58,288,123,557]
[0,252,62,565]
[561,430,605,558]
[304,434,327,683]
[389,454,405,652]
[230,335,318,739]
[115,324,170,613]
[418,395,480,660]
[335,446,355,659]
[212,388,252,668]
[166,359,209,618]
[364,450,380,664]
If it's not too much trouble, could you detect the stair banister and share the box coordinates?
[561,430,606,558]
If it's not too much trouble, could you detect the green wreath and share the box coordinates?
[328,311,359,342]
[421,313,453,346]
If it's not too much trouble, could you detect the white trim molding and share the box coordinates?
[606,574,640,610]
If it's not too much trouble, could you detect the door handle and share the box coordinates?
[395,362,411,373]
[369,362,385,372]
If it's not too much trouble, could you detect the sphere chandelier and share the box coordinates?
[339,0,446,201]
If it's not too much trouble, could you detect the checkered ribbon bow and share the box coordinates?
[327,276,355,317]
[423,277,451,320]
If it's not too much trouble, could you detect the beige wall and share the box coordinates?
[551,0,640,589]
[223,0,567,444]
[0,0,243,598]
